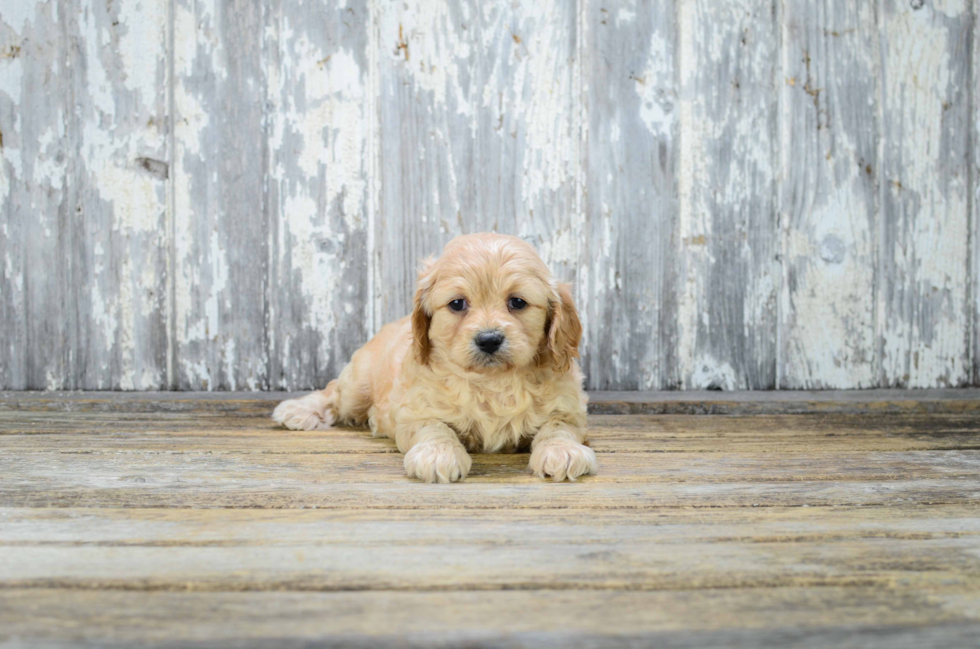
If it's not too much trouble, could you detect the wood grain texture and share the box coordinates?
[375,0,581,325]
[6,504,980,545]
[3,588,978,648]
[70,0,170,389]
[0,1,72,390]
[5,447,980,491]
[779,1,878,388]
[975,0,979,389]
[6,411,980,453]
[676,0,779,390]
[4,519,979,591]
[878,0,972,388]
[266,0,371,390]
[585,0,676,390]
[2,394,980,645]
[6,388,980,415]
[171,0,269,390]
[4,2,980,391]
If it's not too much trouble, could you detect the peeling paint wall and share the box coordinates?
[1,0,977,391]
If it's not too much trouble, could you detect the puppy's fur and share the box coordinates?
[272,233,596,483]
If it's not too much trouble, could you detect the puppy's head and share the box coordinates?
[412,233,581,373]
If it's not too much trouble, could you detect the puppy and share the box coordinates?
[272,233,596,483]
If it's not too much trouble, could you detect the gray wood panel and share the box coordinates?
[171,0,270,390]
[375,0,581,325]
[585,1,677,390]
[2,0,980,391]
[0,1,72,390]
[878,0,972,388]
[779,1,878,388]
[70,0,170,389]
[675,0,779,389]
[974,1,980,390]
[266,0,371,390]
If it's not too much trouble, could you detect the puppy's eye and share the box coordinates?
[448,298,467,312]
[508,297,527,311]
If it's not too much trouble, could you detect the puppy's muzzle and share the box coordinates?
[475,331,505,355]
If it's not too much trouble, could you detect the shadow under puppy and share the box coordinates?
[273,233,596,483]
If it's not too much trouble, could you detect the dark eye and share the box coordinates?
[508,297,527,311]
[448,298,467,312]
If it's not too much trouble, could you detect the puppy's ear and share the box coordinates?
[412,257,437,365]
[543,282,582,373]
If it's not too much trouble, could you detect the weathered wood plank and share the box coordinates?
[4,448,979,487]
[4,532,979,591]
[266,0,371,390]
[675,0,779,390]
[5,410,980,454]
[69,0,170,389]
[878,0,972,388]
[375,0,581,325]
[2,477,977,510]
[1,588,978,648]
[6,424,980,462]
[0,408,958,436]
[7,389,980,415]
[171,0,269,390]
[5,504,979,545]
[779,1,878,388]
[3,432,978,453]
[585,0,676,390]
[0,2,71,390]
[973,1,979,388]
[585,388,980,415]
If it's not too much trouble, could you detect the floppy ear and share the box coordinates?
[412,257,437,365]
[543,282,582,373]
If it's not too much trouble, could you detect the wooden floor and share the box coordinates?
[2,391,980,647]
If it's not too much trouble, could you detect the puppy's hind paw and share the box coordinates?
[404,441,472,484]
[529,439,597,482]
[272,394,334,431]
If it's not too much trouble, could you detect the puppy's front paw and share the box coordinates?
[404,441,472,484]
[529,439,597,482]
[272,395,334,431]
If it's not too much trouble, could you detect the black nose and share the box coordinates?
[475,331,505,354]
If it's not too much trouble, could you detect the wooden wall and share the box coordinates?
[0,0,976,391]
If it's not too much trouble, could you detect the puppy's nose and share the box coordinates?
[475,331,505,354]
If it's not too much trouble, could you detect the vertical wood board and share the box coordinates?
[585,0,677,390]
[171,0,269,390]
[779,0,879,388]
[266,0,372,390]
[877,0,972,388]
[375,0,581,325]
[676,0,780,390]
[69,0,170,389]
[0,1,72,390]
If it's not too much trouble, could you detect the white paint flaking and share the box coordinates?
[4,0,978,391]
[0,1,37,33]
[779,0,878,389]
[636,31,674,139]
[0,46,24,107]
[879,1,969,387]
[677,0,777,389]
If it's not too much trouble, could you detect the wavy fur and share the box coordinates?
[273,233,595,483]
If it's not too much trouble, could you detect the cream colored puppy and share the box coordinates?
[272,233,596,483]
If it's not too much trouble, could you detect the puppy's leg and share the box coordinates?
[528,420,597,482]
[272,380,339,431]
[400,421,472,484]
